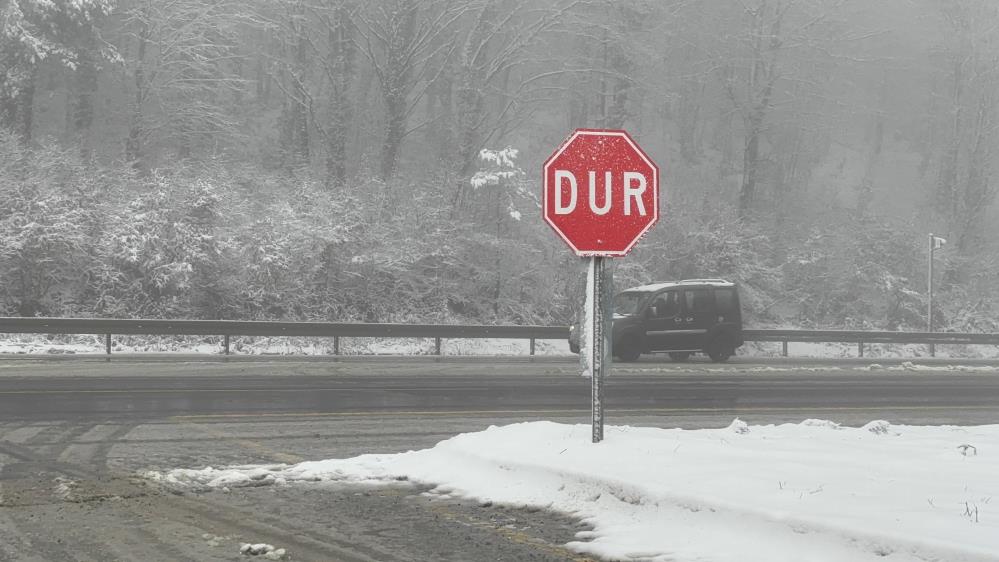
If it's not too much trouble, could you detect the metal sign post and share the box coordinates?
[586,257,613,443]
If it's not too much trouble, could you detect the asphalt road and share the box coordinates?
[1,356,998,424]
[2,356,998,561]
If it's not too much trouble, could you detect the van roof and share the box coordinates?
[623,279,735,292]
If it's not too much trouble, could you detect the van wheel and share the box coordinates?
[615,340,641,362]
[707,336,732,363]
[668,352,690,362]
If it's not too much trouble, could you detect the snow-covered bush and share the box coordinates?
[0,130,103,316]
[88,169,236,318]
[784,220,923,329]
[1,130,995,331]
[455,147,561,322]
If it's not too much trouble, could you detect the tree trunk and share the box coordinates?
[282,0,310,168]
[291,62,310,163]
[325,101,349,188]
[937,58,964,224]
[71,47,98,159]
[0,58,35,144]
[857,74,889,219]
[455,77,484,177]
[957,96,993,255]
[126,23,149,173]
[380,101,405,180]
[739,113,762,216]
[324,2,354,188]
[15,67,36,144]
[377,3,417,181]
[856,112,884,219]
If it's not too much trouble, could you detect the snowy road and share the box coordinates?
[0,357,998,424]
[1,357,998,561]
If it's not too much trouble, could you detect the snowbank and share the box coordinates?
[149,420,999,562]
[0,334,571,356]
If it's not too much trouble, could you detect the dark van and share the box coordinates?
[569,279,743,362]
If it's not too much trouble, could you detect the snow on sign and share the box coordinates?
[543,129,659,256]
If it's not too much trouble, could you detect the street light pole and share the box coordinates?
[927,233,934,334]
[927,233,946,357]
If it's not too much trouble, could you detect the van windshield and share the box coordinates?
[613,292,645,315]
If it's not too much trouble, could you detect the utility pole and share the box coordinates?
[927,233,946,357]
[927,233,933,334]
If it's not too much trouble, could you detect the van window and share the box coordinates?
[715,288,737,314]
[684,289,711,314]
[652,291,679,317]
[614,292,644,315]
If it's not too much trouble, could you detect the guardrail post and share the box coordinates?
[434,337,442,356]
[223,334,230,355]
[929,343,935,358]
[858,341,864,358]
[105,333,112,361]
[781,341,788,357]
[334,336,340,355]
[530,338,536,356]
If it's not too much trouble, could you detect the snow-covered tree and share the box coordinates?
[358,0,468,180]
[117,0,245,171]
[0,130,104,315]
[0,0,114,142]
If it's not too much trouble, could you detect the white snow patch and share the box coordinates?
[862,420,894,435]
[147,464,288,490]
[54,477,77,501]
[150,420,999,562]
[4,331,998,361]
[240,543,285,559]
[202,533,225,547]
[743,340,999,360]
[727,418,750,434]
[0,334,572,357]
[580,259,595,378]
[240,544,272,557]
[800,419,842,430]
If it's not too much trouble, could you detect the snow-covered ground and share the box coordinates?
[742,340,999,360]
[150,420,999,562]
[2,333,998,359]
[0,334,571,356]
[238,542,286,559]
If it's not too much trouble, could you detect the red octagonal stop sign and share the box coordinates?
[543,129,659,257]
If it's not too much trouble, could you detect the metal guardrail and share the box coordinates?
[742,329,999,357]
[0,317,568,357]
[0,317,996,358]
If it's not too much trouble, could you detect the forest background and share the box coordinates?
[2,0,998,332]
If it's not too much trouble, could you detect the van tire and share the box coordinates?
[668,352,690,362]
[707,336,733,363]
[615,340,641,362]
